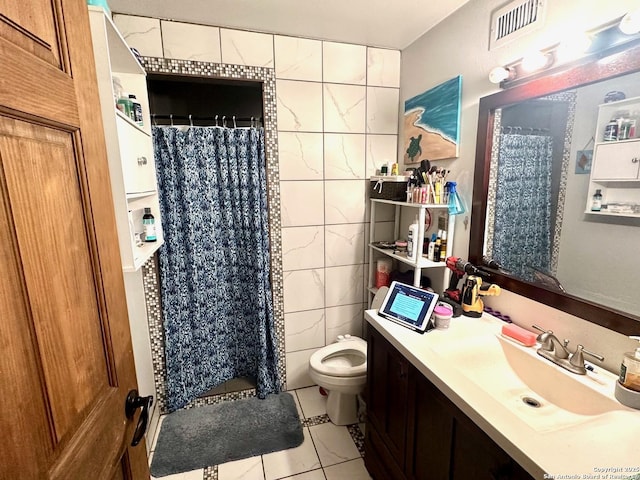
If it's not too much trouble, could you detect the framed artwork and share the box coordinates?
[403,75,462,163]
[575,149,592,174]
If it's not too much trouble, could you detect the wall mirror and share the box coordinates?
[470,39,640,336]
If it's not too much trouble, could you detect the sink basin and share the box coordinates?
[429,332,628,432]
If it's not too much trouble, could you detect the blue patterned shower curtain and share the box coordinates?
[153,126,280,412]
[493,133,554,280]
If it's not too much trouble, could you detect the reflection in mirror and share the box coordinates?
[471,41,640,336]
[484,73,640,319]
[485,92,575,284]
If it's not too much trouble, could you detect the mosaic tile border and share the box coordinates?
[485,91,576,275]
[140,56,285,414]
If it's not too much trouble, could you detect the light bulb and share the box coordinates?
[620,9,640,35]
[489,66,511,84]
[521,51,550,72]
[556,33,592,63]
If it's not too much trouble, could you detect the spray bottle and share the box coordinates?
[446,181,465,215]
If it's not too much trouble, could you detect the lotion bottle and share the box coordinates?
[619,336,640,392]
[407,216,419,261]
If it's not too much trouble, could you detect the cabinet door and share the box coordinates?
[116,116,157,194]
[450,413,513,480]
[367,328,410,466]
[405,368,454,480]
[592,142,640,180]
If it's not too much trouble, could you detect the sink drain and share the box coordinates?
[521,396,542,408]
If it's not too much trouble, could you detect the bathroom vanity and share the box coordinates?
[364,311,640,479]
[365,325,533,480]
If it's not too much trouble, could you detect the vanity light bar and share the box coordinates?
[489,13,640,87]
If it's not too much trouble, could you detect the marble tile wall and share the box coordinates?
[113,14,401,391]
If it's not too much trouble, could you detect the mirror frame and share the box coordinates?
[470,41,640,336]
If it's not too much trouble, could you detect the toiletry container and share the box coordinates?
[407,216,419,261]
[143,208,157,242]
[447,181,465,215]
[128,94,143,126]
[591,189,603,211]
[427,233,436,261]
[620,337,640,392]
[375,258,392,288]
[433,305,452,329]
[615,336,640,409]
[117,93,133,120]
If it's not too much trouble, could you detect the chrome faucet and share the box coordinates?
[532,325,604,375]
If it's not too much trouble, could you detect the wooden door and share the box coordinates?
[0,1,150,479]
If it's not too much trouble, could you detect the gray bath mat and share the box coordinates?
[150,392,303,477]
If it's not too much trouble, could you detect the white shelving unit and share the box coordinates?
[585,96,640,218]
[368,199,454,306]
[88,6,163,271]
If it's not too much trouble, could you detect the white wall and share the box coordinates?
[112,14,401,390]
[401,0,640,371]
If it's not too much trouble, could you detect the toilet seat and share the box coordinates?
[309,338,367,377]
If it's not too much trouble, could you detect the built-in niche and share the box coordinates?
[147,74,264,127]
[139,56,284,413]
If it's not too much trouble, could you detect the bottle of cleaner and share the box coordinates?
[619,336,640,392]
[143,208,157,242]
[447,181,465,215]
[407,216,419,261]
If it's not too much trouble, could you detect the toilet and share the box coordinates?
[307,288,387,426]
[309,334,367,425]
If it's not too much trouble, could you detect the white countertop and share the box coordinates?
[365,309,640,479]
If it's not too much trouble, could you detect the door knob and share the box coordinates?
[125,389,153,447]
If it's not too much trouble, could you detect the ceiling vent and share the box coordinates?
[489,0,546,50]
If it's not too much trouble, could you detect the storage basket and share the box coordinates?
[369,176,409,202]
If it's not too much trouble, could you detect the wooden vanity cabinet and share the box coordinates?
[365,327,534,480]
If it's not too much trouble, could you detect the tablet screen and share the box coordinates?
[378,281,439,333]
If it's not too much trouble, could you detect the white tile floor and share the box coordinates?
[149,386,371,480]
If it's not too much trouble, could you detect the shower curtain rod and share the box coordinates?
[500,126,549,134]
[152,114,263,127]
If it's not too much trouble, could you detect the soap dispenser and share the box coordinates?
[620,336,640,392]
[615,336,640,409]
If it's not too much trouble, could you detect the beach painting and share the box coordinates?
[403,75,462,163]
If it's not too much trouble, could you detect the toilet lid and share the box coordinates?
[310,338,367,377]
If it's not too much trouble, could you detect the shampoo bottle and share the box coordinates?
[619,336,640,392]
[407,216,419,261]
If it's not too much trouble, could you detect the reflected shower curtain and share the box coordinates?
[493,133,554,280]
[153,126,280,412]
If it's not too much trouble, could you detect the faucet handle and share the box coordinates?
[532,324,554,349]
[532,324,548,334]
[570,344,604,370]
[582,346,604,362]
